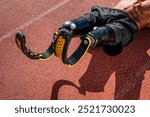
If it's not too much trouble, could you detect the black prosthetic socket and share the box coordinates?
[59,17,93,37]
[87,26,116,48]
[101,22,135,56]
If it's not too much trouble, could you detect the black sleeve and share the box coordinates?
[82,5,138,55]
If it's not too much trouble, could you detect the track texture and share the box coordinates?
[0,0,150,100]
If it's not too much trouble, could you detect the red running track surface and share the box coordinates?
[0,0,150,100]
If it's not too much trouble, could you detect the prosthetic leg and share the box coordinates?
[54,17,93,66]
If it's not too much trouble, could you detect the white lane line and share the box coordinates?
[0,0,71,42]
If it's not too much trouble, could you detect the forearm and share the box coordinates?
[115,0,150,30]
